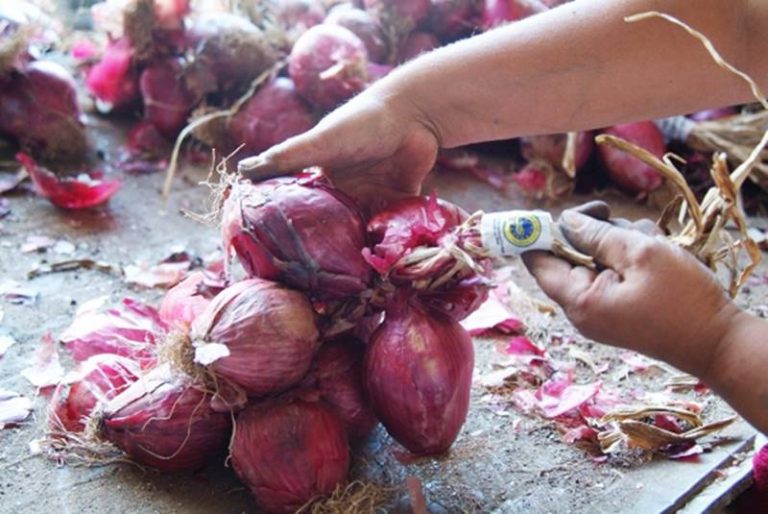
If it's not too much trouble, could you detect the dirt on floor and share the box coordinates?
[0,117,766,513]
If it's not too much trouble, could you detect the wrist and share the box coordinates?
[364,69,446,148]
[700,307,755,386]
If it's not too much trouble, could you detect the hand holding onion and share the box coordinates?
[237,88,440,212]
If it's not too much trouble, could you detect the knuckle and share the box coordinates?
[628,238,659,266]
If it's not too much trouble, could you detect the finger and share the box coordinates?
[571,200,611,221]
[608,217,660,237]
[632,218,663,236]
[560,210,642,272]
[522,251,596,307]
[238,130,328,181]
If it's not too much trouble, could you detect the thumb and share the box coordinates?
[560,210,641,271]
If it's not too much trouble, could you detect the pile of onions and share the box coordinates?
[231,399,350,513]
[364,292,474,454]
[190,278,320,397]
[221,175,372,298]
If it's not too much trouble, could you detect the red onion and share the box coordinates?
[513,162,548,195]
[59,298,166,368]
[754,443,768,492]
[190,278,319,397]
[102,365,231,471]
[417,274,490,321]
[303,338,377,439]
[397,31,439,62]
[231,399,350,514]
[363,0,431,32]
[363,194,490,319]
[159,271,214,330]
[221,175,372,298]
[364,293,473,454]
[139,57,197,138]
[599,121,665,194]
[86,37,138,111]
[49,354,140,433]
[153,0,190,31]
[185,13,277,97]
[326,6,389,64]
[0,60,87,163]
[520,131,593,173]
[272,0,326,46]
[429,0,481,40]
[481,0,547,29]
[350,312,385,343]
[289,24,369,111]
[126,119,168,157]
[228,77,315,155]
[16,153,122,209]
[363,194,467,276]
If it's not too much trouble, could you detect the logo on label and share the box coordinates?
[502,214,542,248]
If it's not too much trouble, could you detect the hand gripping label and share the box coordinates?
[480,210,555,256]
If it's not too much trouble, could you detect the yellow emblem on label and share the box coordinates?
[502,214,542,248]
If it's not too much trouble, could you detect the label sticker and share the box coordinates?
[480,210,555,256]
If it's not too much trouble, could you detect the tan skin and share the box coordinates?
[239,0,768,433]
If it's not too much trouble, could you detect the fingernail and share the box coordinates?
[561,210,585,229]
[237,156,264,172]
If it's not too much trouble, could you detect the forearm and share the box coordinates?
[377,0,768,147]
[703,312,768,434]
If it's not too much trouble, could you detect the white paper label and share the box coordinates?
[480,210,555,256]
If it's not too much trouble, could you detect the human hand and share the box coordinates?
[522,203,740,377]
[237,89,441,213]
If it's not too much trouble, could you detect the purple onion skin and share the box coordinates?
[363,0,432,31]
[140,57,197,138]
[228,77,315,155]
[305,338,378,440]
[429,0,481,41]
[599,122,665,194]
[397,31,439,63]
[192,278,320,397]
[231,400,350,514]
[325,6,389,63]
[0,60,87,162]
[222,177,372,299]
[103,368,231,472]
[289,24,369,111]
[364,296,474,455]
